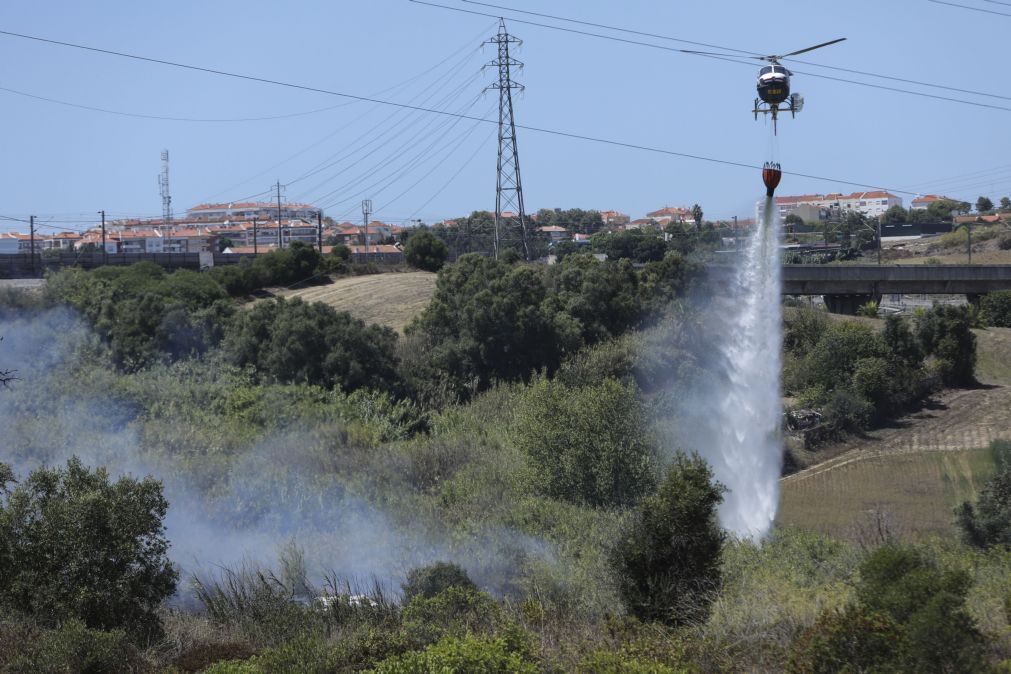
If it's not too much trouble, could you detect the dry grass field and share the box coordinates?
[778,447,995,539]
[271,271,437,332]
[777,323,1011,540]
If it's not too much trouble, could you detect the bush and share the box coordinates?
[0,459,177,640]
[915,304,977,386]
[980,290,1011,327]
[402,562,477,602]
[0,619,139,674]
[579,650,681,673]
[404,231,448,272]
[855,545,985,672]
[957,439,1011,548]
[514,377,658,508]
[787,607,901,674]
[370,634,538,674]
[401,587,500,643]
[611,453,725,626]
[224,297,402,393]
[856,301,879,318]
[999,233,1011,250]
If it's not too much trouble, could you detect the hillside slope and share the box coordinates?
[272,271,437,332]
[777,324,1011,539]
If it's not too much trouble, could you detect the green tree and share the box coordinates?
[783,213,805,230]
[915,304,977,386]
[979,290,1011,327]
[515,378,657,508]
[792,545,987,674]
[690,204,703,230]
[925,199,962,223]
[225,297,401,393]
[999,196,1011,212]
[0,458,177,639]
[217,236,235,253]
[855,545,986,672]
[611,453,725,625]
[402,562,477,602]
[881,204,908,225]
[956,439,1011,548]
[404,231,449,272]
[407,255,559,393]
[976,196,994,213]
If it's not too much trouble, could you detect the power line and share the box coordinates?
[289,70,485,197]
[463,0,1011,103]
[412,0,1011,113]
[409,126,497,218]
[0,27,918,195]
[317,97,493,212]
[927,0,1011,15]
[0,85,359,122]
[196,23,496,203]
[322,101,495,214]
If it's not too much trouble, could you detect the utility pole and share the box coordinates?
[733,215,739,252]
[876,216,882,265]
[99,210,107,263]
[29,215,35,275]
[317,211,323,253]
[275,180,284,249]
[967,220,973,265]
[252,218,258,255]
[486,19,529,260]
[362,199,372,262]
[158,150,173,224]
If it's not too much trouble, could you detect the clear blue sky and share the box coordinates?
[1,0,1008,234]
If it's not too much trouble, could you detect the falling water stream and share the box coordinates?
[686,197,783,540]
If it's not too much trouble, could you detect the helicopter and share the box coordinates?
[688,38,846,134]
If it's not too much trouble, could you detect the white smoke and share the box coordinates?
[0,306,553,597]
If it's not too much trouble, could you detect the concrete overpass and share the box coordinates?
[782,264,1011,313]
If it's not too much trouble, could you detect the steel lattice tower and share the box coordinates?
[158,150,173,223]
[485,19,529,260]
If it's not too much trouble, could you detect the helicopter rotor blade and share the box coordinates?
[778,37,847,59]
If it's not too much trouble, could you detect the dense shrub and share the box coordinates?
[46,264,234,370]
[0,458,177,639]
[957,439,1011,548]
[980,290,1011,327]
[224,297,401,393]
[209,242,324,296]
[401,587,500,642]
[787,607,901,674]
[792,545,987,673]
[0,619,139,674]
[402,562,477,602]
[915,304,977,386]
[370,634,538,674]
[514,378,657,508]
[404,231,448,272]
[611,454,725,626]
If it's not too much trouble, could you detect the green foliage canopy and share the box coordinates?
[0,458,177,639]
[611,453,725,626]
[225,297,401,393]
[404,231,448,272]
[514,378,657,508]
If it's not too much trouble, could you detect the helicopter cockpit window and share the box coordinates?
[760,66,773,75]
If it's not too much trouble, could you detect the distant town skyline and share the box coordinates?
[1,1,1009,234]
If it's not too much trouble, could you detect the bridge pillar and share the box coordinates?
[822,294,881,315]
